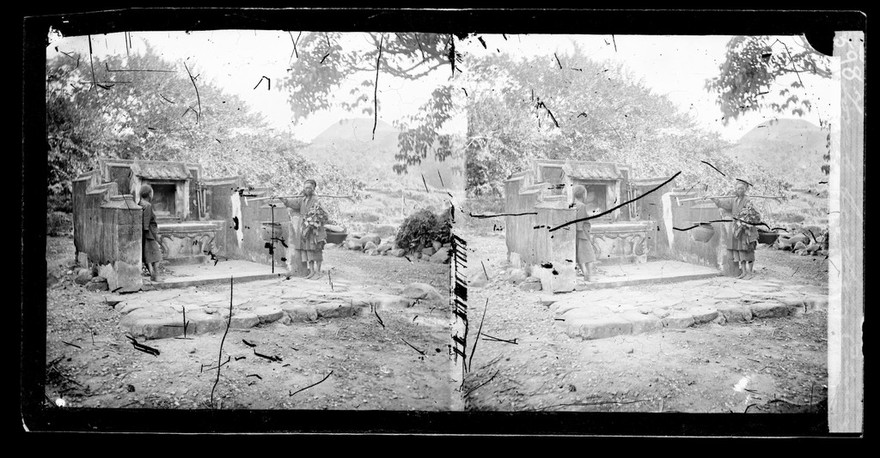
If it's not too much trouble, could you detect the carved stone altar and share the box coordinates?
[590,221,652,264]
[157,221,225,265]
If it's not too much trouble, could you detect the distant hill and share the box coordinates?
[299,118,464,191]
[723,118,828,188]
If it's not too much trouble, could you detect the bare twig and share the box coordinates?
[535,398,650,411]
[210,276,234,407]
[374,308,385,328]
[289,370,334,397]
[482,333,518,345]
[400,338,426,356]
[87,35,97,92]
[125,335,159,356]
[372,35,383,140]
[253,349,282,362]
[183,61,201,125]
[468,298,489,372]
[464,369,499,397]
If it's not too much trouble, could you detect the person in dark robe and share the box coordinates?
[139,184,163,281]
[276,179,327,279]
[572,185,599,281]
[712,180,761,279]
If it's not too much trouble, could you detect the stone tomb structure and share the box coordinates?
[504,159,745,293]
[72,159,309,292]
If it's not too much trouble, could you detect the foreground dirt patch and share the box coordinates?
[460,230,828,414]
[44,236,457,411]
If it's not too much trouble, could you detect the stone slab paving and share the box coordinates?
[575,260,721,291]
[147,260,285,290]
[114,274,443,339]
[549,277,828,341]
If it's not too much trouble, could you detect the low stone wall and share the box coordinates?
[670,197,739,276]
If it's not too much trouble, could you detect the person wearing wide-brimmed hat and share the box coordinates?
[712,180,761,279]
[276,179,328,279]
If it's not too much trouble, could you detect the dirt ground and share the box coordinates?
[42,235,457,412]
[460,229,829,415]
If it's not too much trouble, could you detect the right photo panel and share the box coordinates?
[456,34,837,416]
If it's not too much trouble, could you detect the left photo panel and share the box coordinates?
[39,26,466,414]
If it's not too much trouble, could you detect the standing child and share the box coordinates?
[139,184,163,282]
[572,185,598,282]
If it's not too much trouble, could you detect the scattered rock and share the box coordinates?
[361,233,382,246]
[519,277,542,291]
[429,247,451,264]
[432,241,442,251]
[506,268,528,285]
[750,302,794,319]
[389,248,406,257]
[363,241,378,251]
[91,275,107,283]
[422,247,436,257]
[787,234,809,245]
[364,249,378,256]
[85,281,109,292]
[324,243,337,249]
[793,241,807,251]
[376,243,394,253]
[470,270,489,288]
[74,270,93,285]
[400,282,443,302]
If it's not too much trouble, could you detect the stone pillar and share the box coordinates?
[99,195,143,292]
[535,205,576,293]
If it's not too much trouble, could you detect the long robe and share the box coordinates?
[140,201,163,264]
[280,195,327,262]
[574,200,597,264]
[713,196,758,262]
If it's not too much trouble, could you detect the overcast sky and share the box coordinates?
[46,30,835,143]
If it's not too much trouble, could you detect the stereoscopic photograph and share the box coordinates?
[22,8,864,436]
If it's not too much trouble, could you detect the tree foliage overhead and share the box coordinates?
[461,46,781,198]
[705,36,832,124]
[278,32,461,176]
[46,43,362,214]
[704,36,833,175]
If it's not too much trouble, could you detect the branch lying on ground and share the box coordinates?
[289,370,334,397]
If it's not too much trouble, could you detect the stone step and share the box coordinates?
[559,297,826,341]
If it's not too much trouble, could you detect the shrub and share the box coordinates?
[47,211,72,236]
[395,207,452,253]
